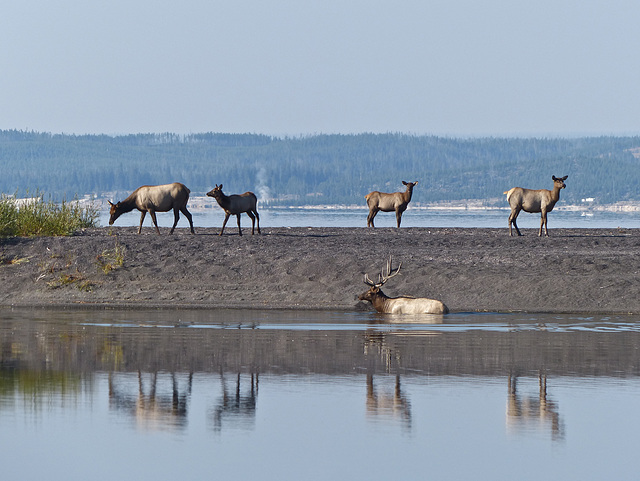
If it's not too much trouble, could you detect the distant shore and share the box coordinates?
[73,193,640,214]
[2,227,640,314]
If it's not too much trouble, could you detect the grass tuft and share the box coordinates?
[96,241,125,274]
[0,192,99,237]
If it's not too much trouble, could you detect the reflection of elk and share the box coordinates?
[207,184,260,236]
[108,371,193,431]
[359,257,448,314]
[108,183,195,235]
[366,374,412,429]
[365,181,418,228]
[211,372,259,431]
[504,175,568,236]
[506,373,564,440]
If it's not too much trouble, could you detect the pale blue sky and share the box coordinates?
[1,0,639,137]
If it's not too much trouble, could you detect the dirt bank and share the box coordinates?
[1,226,640,314]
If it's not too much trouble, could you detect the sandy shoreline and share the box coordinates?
[2,226,640,314]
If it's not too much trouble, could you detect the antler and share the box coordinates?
[363,256,402,288]
[381,256,402,284]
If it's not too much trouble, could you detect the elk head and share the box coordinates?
[552,175,568,189]
[206,184,224,201]
[108,200,122,225]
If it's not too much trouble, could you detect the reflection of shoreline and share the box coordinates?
[3,311,640,378]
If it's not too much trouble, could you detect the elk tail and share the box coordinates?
[504,188,515,202]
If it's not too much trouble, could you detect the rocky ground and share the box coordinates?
[1,226,640,314]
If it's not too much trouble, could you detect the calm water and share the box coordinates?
[100,207,640,229]
[1,308,640,480]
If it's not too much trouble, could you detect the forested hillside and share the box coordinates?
[1,130,639,205]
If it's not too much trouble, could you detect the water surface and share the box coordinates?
[100,207,640,229]
[1,308,639,480]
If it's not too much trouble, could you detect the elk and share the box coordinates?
[504,175,568,237]
[365,181,418,228]
[206,184,260,236]
[358,257,448,314]
[108,182,195,235]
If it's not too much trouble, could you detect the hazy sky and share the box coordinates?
[2,0,640,137]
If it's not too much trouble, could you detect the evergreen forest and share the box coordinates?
[1,130,639,206]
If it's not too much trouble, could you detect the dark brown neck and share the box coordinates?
[215,193,231,210]
[404,186,414,203]
[371,289,390,312]
[119,195,138,213]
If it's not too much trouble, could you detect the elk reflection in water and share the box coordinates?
[108,371,193,431]
[506,372,564,440]
[210,372,259,432]
[366,374,411,430]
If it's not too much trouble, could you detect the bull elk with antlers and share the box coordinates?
[358,257,448,314]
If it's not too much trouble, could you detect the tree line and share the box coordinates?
[1,129,639,205]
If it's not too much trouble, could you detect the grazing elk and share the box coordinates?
[358,257,448,314]
[365,181,418,228]
[207,184,260,236]
[504,175,568,237]
[108,182,195,235]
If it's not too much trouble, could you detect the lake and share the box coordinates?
[100,206,640,230]
[1,307,639,480]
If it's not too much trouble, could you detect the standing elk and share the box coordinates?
[358,257,448,314]
[365,181,418,228]
[108,182,195,235]
[504,175,568,237]
[207,184,260,236]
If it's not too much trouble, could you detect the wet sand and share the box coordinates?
[1,226,640,314]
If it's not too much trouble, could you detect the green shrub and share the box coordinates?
[0,192,99,237]
[96,241,125,273]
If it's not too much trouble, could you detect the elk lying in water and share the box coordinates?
[365,181,418,228]
[207,184,260,236]
[504,175,568,237]
[108,182,195,235]
[358,257,448,314]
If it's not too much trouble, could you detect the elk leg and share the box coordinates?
[396,209,403,228]
[236,214,242,236]
[540,210,548,237]
[220,213,230,236]
[253,210,261,234]
[508,208,522,236]
[138,211,147,234]
[170,208,180,234]
[149,211,161,235]
[180,206,195,234]
[367,209,378,228]
[246,211,256,235]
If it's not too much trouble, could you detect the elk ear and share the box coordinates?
[562,175,568,181]
[402,181,408,185]
[552,176,557,181]
[219,184,223,190]
[108,200,114,206]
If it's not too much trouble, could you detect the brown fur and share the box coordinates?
[207,184,260,236]
[504,175,567,236]
[108,182,194,235]
[359,257,448,314]
[365,181,418,228]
